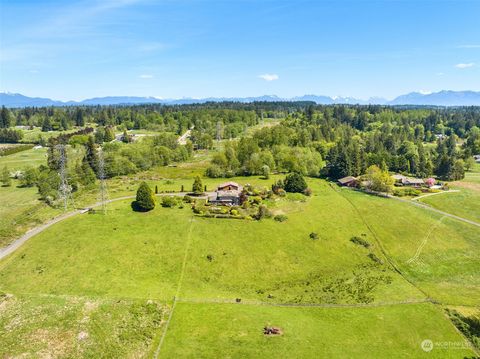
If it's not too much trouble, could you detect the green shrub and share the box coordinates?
[183,195,193,203]
[255,205,271,220]
[274,214,288,222]
[367,253,383,264]
[250,196,262,205]
[161,196,177,208]
[350,236,371,248]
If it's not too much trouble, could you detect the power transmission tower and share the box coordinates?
[216,121,223,151]
[56,144,75,212]
[98,146,108,214]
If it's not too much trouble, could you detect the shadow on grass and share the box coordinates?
[131,201,154,212]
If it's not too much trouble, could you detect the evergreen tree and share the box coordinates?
[134,181,155,211]
[104,126,115,142]
[75,108,85,127]
[192,176,203,194]
[284,172,307,193]
[78,159,96,186]
[0,106,13,128]
[60,116,69,131]
[47,145,61,170]
[41,117,53,132]
[84,136,98,174]
[95,127,105,143]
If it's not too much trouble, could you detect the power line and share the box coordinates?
[55,144,75,212]
[98,146,108,214]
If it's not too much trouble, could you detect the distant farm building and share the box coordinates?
[209,181,243,205]
[392,174,424,187]
[474,155,480,163]
[337,176,357,187]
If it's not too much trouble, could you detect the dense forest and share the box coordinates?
[1,103,480,204]
[206,104,480,182]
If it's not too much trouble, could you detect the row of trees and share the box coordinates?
[207,105,479,181]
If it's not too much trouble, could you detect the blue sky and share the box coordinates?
[1,0,479,101]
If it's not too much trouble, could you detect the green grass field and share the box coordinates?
[341,188,480,306]
[0,147,47,171]
[160,302,473,358]
[0,181,59,247]
[1,174,478,357]
[0,293,166,358]
[419,163,480,223]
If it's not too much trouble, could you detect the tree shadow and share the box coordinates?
[131,201,150,212]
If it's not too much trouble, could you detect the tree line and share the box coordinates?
[206,104,480,181]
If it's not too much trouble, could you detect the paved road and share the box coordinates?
[0,192,214,261]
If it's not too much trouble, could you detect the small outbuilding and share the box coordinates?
[337,176,358,187]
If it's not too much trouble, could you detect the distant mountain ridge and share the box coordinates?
[1,90,480,108]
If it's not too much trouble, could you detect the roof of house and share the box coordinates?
[403,177,424,184]
[338,176,357,184]
[392,174,407,180]
[217,181,242,190]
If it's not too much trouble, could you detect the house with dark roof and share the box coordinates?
[337,176,358,187]
[392,174,425,187]
[209,181,243,205]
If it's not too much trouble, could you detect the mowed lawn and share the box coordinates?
[160,302,475,358]
[342,189,480,306]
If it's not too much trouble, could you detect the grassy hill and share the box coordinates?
[0,176,478,357]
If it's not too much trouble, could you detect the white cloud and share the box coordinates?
[258,73,279,81]
[455,63,475,69]
[436,72,444,76]
[139,74,153,79]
